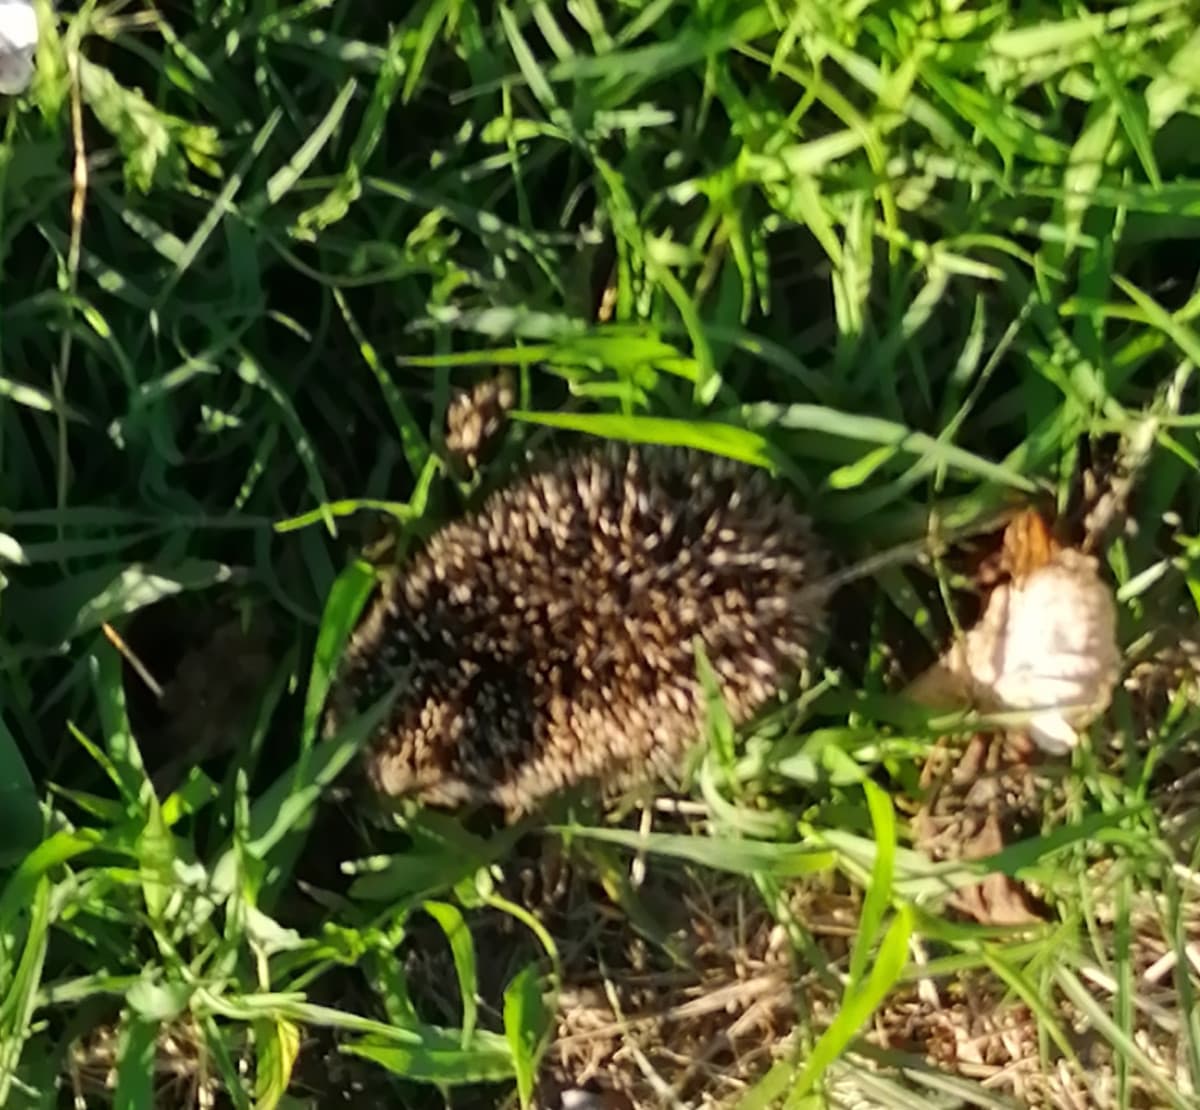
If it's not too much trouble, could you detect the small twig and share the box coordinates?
[649,798,708,816]
[102,622,165,700]
[597,966,686,1110]
[1079,964,1179,1033]
[629,801,652,889]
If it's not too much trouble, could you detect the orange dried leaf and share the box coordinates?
[1001,509,1060,579]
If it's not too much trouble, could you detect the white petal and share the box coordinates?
[0,53,34,96]
[0,0,36,97]
[0,0,36,52]
[911,545,1121,757]
[1026,711,1079,755]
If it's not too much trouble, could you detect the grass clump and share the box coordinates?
[1,0,1199,1107]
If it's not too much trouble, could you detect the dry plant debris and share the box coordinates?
[538,859,809,1109]
[911,731,1046,926]
[67,1016,236,1109]
[904,511,1122,927]
[392,839,828,1110]
[908,510,1121,756]
[867,874,1200,1110]
[519,846,1200,1110]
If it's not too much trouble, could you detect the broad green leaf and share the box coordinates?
[126,976,192,1023]
[4,560,233,648]
[0,830,101,932]
[503,963,549,1109]
[342,1028,515,1085]
[254,1017,302,1110]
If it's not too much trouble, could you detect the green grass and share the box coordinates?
[2,0,1199,1106]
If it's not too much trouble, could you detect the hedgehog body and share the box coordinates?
[325,444,826,817]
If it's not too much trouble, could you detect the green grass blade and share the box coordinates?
[422,900,479,1048]
[511,411,775,468]
[503,962,549,1110]
[559,826,836,879]
[0,717,41,871]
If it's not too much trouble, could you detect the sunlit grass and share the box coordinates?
[1,0,1198,1106]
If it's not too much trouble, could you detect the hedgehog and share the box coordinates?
[323,442,827,818]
